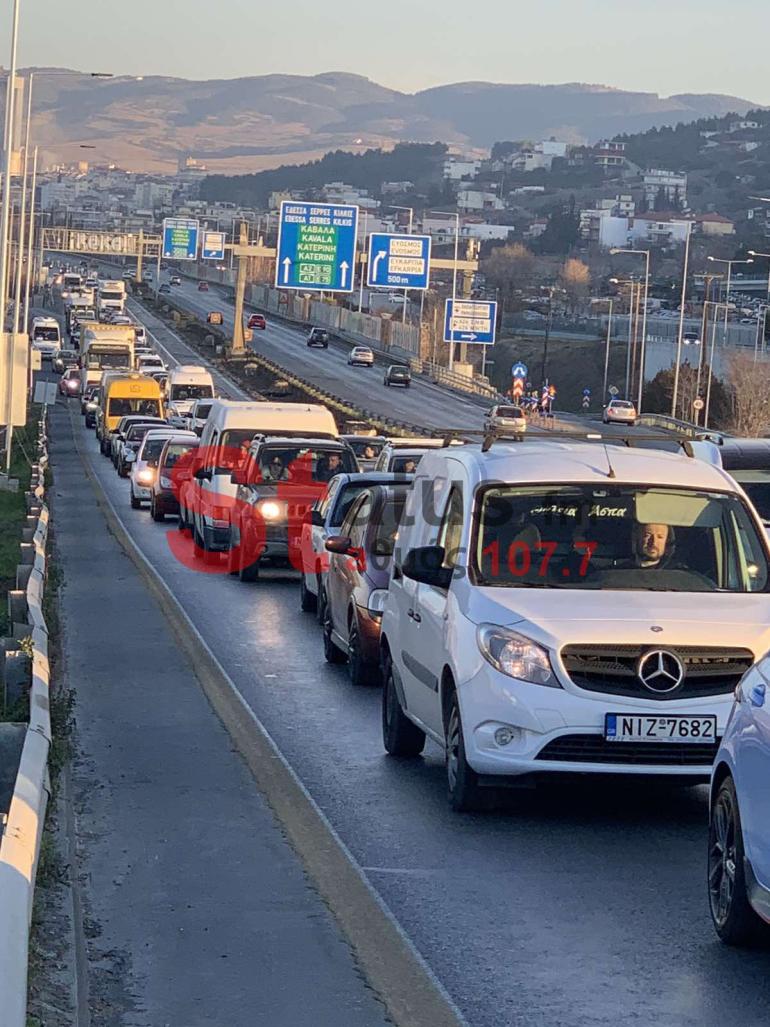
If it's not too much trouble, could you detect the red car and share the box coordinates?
[197,281,209,292]
[59,368,82,397]
[247,313,267,330]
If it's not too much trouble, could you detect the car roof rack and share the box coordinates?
[477,428,696,456]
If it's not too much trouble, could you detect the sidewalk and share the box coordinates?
[48,398,390,1027]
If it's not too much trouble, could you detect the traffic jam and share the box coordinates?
[45,265,770,952]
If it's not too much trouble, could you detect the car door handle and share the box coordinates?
[407,608,422,623]
[750,682,766,707]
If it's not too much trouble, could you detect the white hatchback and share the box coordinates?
[379,439,770,810]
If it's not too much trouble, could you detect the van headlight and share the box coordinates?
[476,624,558,687]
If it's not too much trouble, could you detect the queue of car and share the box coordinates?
[56,307,770,948]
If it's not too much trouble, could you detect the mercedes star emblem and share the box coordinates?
[637,650,685,694]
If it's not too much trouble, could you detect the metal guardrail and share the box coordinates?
[0,419,51,1027]
[638,413,700,437]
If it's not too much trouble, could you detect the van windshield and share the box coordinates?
[33,326,60,342]
[170,384,214,401]
[108,398,162,417]
[473,484,769,593]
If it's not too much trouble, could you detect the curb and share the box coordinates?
[68,403,468,1027]
[0,417,52,1027]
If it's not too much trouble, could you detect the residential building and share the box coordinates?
[457,188,505,213]
[460,220,515,242]
[643,169,688,208]
[523,217,549,240]
[269,191,294,210]
[728,120,760,132]
[321,182,380,210]
[443,157,482,181]
[381,181,414,195]
[593,140,627,169]
[695,213,736,237]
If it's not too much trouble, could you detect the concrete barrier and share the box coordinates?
[0,417,52,1027]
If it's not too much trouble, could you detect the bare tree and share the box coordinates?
[561,258,591,310]
[726,353,770,436]
[482,243,536,306]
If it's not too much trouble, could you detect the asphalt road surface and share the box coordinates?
[54,381,770,1027]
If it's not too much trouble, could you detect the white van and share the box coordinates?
[190,401,338,558]
[166,365,215,415]
[30,316,62,358]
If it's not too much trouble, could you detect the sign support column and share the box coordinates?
[136,229,144,284]
[232,222,248,354]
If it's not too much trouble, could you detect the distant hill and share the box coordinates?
[0,68,760,173]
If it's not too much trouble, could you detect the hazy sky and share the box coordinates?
[2,0,769,102]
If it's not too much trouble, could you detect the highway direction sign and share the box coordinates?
[444,299,498,345]
[367,233,431,290]
[201,230,226,261]
[162,218,200,260]
[276,201,359,292]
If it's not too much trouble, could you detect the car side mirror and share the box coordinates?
[326,535,352,554]
[124,451,136,463]
[194,467,212,482]
[312,509,325,527]
[402,546,453,589]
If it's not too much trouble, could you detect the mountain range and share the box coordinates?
[2,68,761,174]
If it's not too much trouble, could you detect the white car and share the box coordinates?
[379,438,770,810]
[128,429,195,508]
[709,656,770,946]
[603,399,638,425]
[484,404,527,435]
[348,346,374,367]
[137,355,167,375]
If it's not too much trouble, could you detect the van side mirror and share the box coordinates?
[194,467,212,482]
[402,546,453,589]
[325,535,351,554]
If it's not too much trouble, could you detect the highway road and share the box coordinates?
[50,346,770,1027]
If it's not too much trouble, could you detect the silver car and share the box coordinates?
[484,404,527,434]
[603,399,638,425]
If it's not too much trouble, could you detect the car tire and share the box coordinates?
[708,775,769,946]
[382,659,425,757]
[445,689,482,812]
[316,583,327,626]
[151,500,165,522]
[100,438,110,456]
[300,575,317,613]
[118,463,128,478]
[238,552,260,582]
[323,608,347,664]
[348,616,377,687]
[130,491,141,510]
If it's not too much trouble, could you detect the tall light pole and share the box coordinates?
[389,205,413,324]
[704,302,728,429]
[22,147,37,334]
[671,220,693,417]
[0,0,22,341]
[748,250,770,357]
[693,272,723,410]
[610,246,650,411]
[594,296,614,402]
[707,255,753,347]
[428,210,460,370]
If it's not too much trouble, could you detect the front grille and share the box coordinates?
[536,734,720,767]
[560,644,752,701]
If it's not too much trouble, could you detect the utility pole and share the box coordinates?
[136,228,144,283]
[671,220,692,418]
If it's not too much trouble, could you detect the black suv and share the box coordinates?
[384,364,411,388]
[307,327,329,348]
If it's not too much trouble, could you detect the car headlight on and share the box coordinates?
[256,499,286,521]
[368,589,388,619]
[476,624,558,687]
[136,469,155,485]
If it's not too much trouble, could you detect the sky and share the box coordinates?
[2,0,769,103]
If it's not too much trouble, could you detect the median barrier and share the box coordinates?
[0,417,52,1027]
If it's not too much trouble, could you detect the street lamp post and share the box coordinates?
[671,220,694,417]
[610,247,650,410]
[748,250,770,356]
[704,302,728,429]
[707,255,754,347]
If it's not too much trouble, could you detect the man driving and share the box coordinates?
[633,522,672,568]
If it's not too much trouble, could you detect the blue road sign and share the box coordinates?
[275,201,358,292]
[367,233,431,290]
[201,230,226,261]
[583,387,592,396]
[162,218,199,260]
[511,361,528,378]
[444,299,498,345]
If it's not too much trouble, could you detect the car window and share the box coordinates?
[341,492,371,548]
[437,487,465,569]
[371,493,408,559]
[331,483,371,526]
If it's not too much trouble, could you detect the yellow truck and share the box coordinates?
[96,373,164,455]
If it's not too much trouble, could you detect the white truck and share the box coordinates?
[166,365,215,415]
[30,316,62,359]
[97,280,127,319]
[79,323,136,393]
[65,294,97,335]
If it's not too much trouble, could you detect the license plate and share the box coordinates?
[605,714,717,743]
